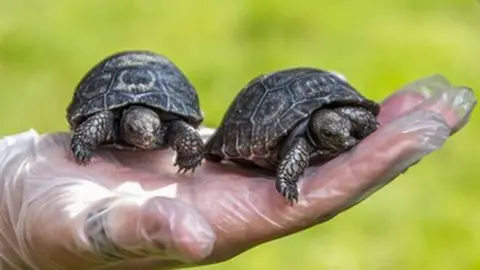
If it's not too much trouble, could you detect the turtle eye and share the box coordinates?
[323,130,333,137]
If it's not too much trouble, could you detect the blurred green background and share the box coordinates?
[0,0,478,269]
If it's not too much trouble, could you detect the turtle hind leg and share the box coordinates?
[276,136,310,205]
[70,111,115,165]
[165,120,205,174]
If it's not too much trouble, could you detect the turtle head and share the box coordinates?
[121,106,161,149]
[308,109,358,153]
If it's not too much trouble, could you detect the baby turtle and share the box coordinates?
[66,50,204,172]
[205,67,380,204]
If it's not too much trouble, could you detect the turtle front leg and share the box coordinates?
[70,111,115,165]
[165,120,205,174]
[276,136,310,205]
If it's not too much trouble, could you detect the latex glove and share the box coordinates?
[0,74,475,270]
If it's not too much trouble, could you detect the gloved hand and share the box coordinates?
[0,74,475,270]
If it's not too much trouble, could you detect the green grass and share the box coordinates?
[0,0,478,269]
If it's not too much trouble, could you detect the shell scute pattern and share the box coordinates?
[159,74,200,116]
[79,73,113,100]
[67,51,202,129]
[112,68,156,93]
[211,68,378,159]
[105,91,134,109]
[227,81,267,122]
[253,88,293,126]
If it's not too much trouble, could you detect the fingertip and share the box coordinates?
[407,85,476,133]
[171,223,216,263]
[379,75,477,131]
[431,86,477,134]
[141,197,216,262]
[80,196,216,264]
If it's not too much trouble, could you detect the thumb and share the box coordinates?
[22,179,215,269]
[1,128,216,270]
[83,196,216,265]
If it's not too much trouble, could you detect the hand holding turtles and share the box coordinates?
[0,74,473,270]
[205,67,381,204]
[66,50,205,173]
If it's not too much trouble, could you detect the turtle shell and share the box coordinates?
[66,50,203,130]
[206,67,380,159]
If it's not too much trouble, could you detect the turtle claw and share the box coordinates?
[277,181,299,206]
[176,167,183,174]
[71,139,93,166]
[174,154,203,174]
[175,166,192,174]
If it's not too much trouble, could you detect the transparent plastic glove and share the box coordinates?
[0,74,475,270]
